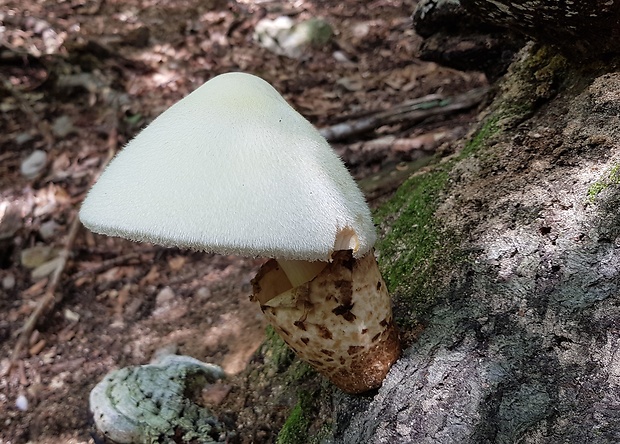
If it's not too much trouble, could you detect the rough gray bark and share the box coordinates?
[459,0,620,58]
[412,0,524,80]
[329,48,620,443]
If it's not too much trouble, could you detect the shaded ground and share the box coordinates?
[0,1,487,442]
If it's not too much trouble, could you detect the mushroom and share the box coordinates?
[80,72,400,393]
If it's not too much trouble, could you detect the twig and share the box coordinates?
[72,248,159,280]
[319,87,490,142]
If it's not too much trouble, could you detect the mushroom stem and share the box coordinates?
[252,250,401,394]
[276,259,327,288]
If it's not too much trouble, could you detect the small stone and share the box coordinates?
[51,115,75,138]
[254,16,332,59]
[20,150,47,179]
[2,274,15,290]
[63,308,80,322]
[15,394,28,411]
[20,246,56,268]
[15,132,34,145]
[196,286,212,301]
[39,220,60,241]
[333,50,353,64]
[155,286,175,307]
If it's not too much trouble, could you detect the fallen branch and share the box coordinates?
[319,87,490,142]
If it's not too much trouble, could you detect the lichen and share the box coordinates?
[89,355,226,444]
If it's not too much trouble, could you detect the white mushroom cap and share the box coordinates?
[80,72,376,261]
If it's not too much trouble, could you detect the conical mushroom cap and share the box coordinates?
[80,72,376,261]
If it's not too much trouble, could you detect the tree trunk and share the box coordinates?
[330,44,620,443]
[459,0,620,58]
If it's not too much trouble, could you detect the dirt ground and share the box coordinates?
[0,1,486,442]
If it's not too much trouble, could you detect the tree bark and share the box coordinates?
[330,44,620,443]
[459,0,620,58]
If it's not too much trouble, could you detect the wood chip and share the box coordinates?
[22,279,48,297]
[29,339,46,356]
[168,255,186,271]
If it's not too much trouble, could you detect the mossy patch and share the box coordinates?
[264,325,296,372]
[587,163,620,202]
[460,115,502,157]
[375,167,448,294]
[276,390,329,444]
[374,112,505,326]
[497,44,568,124]
[276,392,312,444]
[263,325,317,382]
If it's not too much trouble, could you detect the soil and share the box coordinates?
[0,1,487,443]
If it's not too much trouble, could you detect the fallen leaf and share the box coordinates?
[21,246,57,269]
[32,256,63,280]
[140,265,160,286]
[168,256,186,271]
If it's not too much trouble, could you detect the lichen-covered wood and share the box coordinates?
[89,355,226,443]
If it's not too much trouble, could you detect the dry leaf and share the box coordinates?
[140,265,160,286]
[168,256,186,271]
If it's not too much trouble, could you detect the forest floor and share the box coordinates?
[0,0,487,442]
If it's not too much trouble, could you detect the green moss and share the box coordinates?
[375,168,447,293]
[484,44,569,131]
[588,163,620,202]
[530,46,567,83]
[374,111,505,325]
[263,325,318,383]
[461,115,502,157]
[288,360,314,381]
[276,392,313,444]
[374,165,459,328]
[264,325,296,372]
